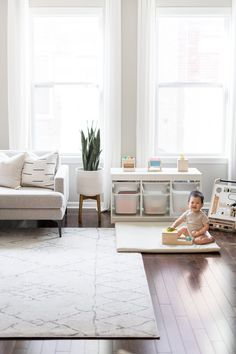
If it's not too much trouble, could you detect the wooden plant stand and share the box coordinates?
[78,194,101,225]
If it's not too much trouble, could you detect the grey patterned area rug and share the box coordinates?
[0,228,158,339]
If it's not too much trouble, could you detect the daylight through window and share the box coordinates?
[31,8,103,153]
[156,9,230,156]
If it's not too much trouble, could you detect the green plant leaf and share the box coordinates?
[80,123,102,170]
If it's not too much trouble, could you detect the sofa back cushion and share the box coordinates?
[21,152,59,190]
[0,153,25,189]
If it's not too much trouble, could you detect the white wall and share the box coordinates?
[121,0,137,157]
[0,0,228,204]
[0,0,9,149]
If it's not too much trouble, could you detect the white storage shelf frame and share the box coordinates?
[111,168,202,222]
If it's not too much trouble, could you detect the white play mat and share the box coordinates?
[116,222,220,253]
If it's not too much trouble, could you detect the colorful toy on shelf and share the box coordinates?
[162,227,193,245]
[177,154,188,172]
[148,157,161,172]
[122,156,135,172]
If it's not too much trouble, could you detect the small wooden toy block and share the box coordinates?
[122,156,135,172]
[162,228,193,245]
[148,157,161,172]
[177,154,188,172]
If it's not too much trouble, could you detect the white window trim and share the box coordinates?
[30,6,103,16]
[158,7,231,16]
[30,0,104,8]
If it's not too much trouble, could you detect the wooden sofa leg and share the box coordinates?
[57,220,62,237]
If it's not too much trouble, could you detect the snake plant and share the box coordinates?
[81,124,102,171]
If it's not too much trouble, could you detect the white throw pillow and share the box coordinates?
[21,152,59,189]
[0,153,25,189]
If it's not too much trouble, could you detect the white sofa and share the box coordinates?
[0,150,69,237]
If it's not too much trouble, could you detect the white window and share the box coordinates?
[30,8,103,153]
[156,8,230,156]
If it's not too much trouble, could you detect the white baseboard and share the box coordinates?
[67,202,210,211]
[68,201,97,209]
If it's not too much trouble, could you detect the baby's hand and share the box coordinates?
[191,230,198,237]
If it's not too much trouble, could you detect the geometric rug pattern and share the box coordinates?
[0,228,159,338]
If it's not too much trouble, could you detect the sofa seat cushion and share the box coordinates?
[0,187,63,209]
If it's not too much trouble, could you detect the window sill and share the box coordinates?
[159,156,228,164]
[60,154,228,166]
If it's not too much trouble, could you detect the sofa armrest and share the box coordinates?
[54,165,69,205]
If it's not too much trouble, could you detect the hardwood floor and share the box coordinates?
[2,209,236,354]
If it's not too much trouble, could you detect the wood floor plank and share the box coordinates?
[207,257,236,307]
[202,266,236,319]
[1,341,16,354]
[112,340,132,353]
[12,349,27,354]
[168,263,204,330]
[128,339,156,354]
[70,340,85,354]
[84,340,99,354]
[178,269,223,341]
[56,340,71,352]
[193,329,215,354]
[168,256,229,351]
[147,257,170,305]
[158,258,187,317]
[176,316,201,354]
[200,286,236,353]
[98,340,113,354]
[160,304,186,354]
[142,255,158,295]
[26,341,42,354]
[211,340,230,354]
[14,341,30,350]
[40,340,57,354]
[149,292,171,353]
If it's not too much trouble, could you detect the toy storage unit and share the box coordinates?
[114,182,139,215]
[143,182,169,215]
[111,168,202,222]
[208,178,236,231]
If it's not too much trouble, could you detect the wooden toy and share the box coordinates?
[177,154,188,172]
[148,157,161,172]
[209,178,236,231]
[122,156,135,172]
[162,227,193,245]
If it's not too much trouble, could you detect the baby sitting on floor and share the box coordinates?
[171,190,215,245]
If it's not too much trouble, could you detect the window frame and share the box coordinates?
[29,6,104,156]
[155,6,231,158]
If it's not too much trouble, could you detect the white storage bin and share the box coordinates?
[114,193,139,214]
[143,182,169,194]
[113,182,139,194]
[172,181,199,191]
[172,190,190,214]
[143,193,168,215]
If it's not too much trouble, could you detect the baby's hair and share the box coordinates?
[188,190,204,204]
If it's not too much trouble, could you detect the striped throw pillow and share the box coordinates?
[21,152,59,189]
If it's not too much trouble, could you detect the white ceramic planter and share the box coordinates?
[76,168,104,196]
